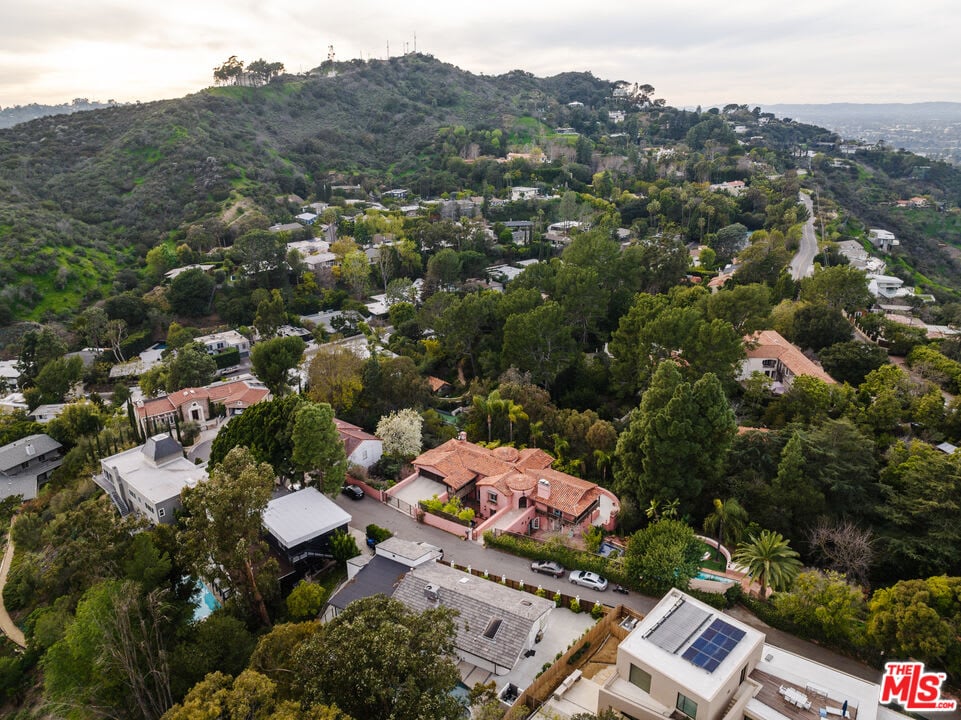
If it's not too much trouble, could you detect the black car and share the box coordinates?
[342,484,365,500]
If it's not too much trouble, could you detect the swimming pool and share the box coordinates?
[696,570,735,584]
[191,580,221,621]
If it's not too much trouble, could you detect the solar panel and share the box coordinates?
[645,599,711,654]
[681,618,746,673]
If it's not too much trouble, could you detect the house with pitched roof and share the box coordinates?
[334,418,382,469]
[394,561,553,676]
[390,436,619,536]
[739,330,836,392]
[134,377,270,435]
[0,433,62,501]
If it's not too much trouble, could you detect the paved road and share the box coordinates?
[0,518,26,648]
[333,493,898,686]
[790,192,818,280]
[333,493,657,615]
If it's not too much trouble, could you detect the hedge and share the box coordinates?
[484,531,633,588]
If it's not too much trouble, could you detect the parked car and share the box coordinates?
[569,570,608,591]
[530,560,566,578]
[342,484,365,500]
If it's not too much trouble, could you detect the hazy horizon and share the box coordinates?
[2,1,959,109]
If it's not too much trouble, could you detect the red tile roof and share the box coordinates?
[136,379,270,420]
[415,438,602,517]
[333,418,379,457]
[744,330,836,384]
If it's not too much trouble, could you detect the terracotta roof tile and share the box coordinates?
[744,330,836,384]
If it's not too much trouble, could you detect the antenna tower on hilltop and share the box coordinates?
[327,45,335,63]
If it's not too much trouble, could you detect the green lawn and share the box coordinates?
[698,541,728,572]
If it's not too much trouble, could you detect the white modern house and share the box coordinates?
[193,329,251,358]
[96,434,207,525]
[868,229,899,254]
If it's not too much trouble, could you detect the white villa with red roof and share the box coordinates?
[739,330,836,392]
[134,377,270,435]
[387,435,619,539]
[334,418,382,469]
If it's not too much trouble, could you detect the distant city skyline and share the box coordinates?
[2,1,958,109]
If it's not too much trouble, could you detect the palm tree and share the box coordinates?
[505,400,528,444]
[528,420,544,449]
[733,530,802,599]
[703,498,749,562]
[593,448,613,483]
[472,390,506,443]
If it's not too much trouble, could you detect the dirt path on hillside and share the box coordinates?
[0,518,26,648]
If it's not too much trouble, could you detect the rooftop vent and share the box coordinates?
[424,584,439,602]
[24,443,35,456]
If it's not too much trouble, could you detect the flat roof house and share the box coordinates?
[262,487,352,590]
[97,434,207,524]
[537,589,909,720]
[193,329,251,358]
[0,433,63,501]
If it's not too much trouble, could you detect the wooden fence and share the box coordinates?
[511,604,641,716]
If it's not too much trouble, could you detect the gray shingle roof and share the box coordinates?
[393,563,553,672]
[327,555,411,611]
[0,434,61,473]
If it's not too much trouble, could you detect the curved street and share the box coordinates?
[790,191,818,280]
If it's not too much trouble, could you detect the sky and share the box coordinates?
[3,0,959,109]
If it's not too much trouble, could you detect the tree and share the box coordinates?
[800,265,871,313]
[165,342,217,392]
[791,302,852,351]
[290,401,346,494]
[165,670,348,720]
[17,327,67,385]
[307,346,365,415]
[235,231,285,288]
[623,519,702,595]
[296,595,464,720]
[43,580,174,720]
[329,529,360,565]
[502,302,578,390]
[286,582,328,621]
[808,521,874,587]
[167,268,215,317]
[426,248,462,290]
[703,498,748,556]
[733,530,802,598]
[867,576,961,678]
[251,335,306,396]
[340,249,371,298]
[819,340,888,386]
[180,447,277,627]
[376,408,424,460]
[772,570,865,644]
[47,399,105,447]
[711,223,748,265]
[33,355,84,405]
[254,289,287,340]
[705,284,771,334]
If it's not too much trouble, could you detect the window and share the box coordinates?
[629,664,652,692]
[531,517,540,530]
[483,618,502,639]
[740,666,747,684]
[762,359,777,368]
[677,693,698,719]
[158,507,166,518]
[552,508,562,517]
[488,492,498,504]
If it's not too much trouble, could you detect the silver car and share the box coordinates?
[569,570,608,591]
[531,560,566,578]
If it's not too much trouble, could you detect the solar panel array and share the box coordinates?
[681,618,746,673]
[644,600,711,654]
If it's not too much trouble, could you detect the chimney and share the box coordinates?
[424,584,439,602]
[537,478,550,499]
[457,431,467,442]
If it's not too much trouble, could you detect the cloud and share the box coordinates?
[1,0,959,107]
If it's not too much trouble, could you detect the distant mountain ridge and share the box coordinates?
[0,99,122,129]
